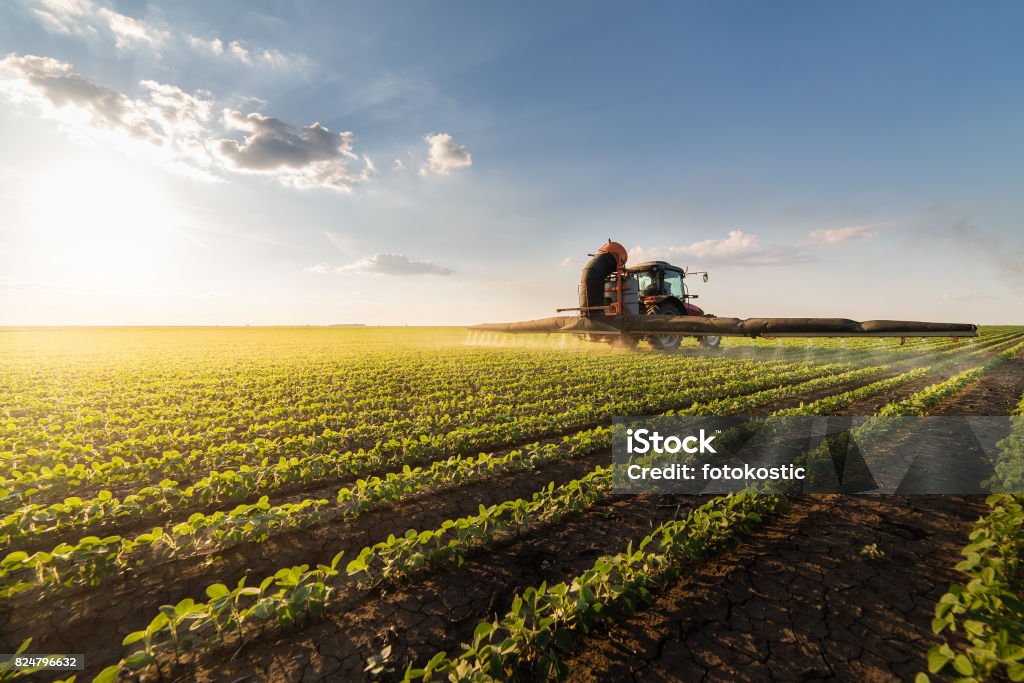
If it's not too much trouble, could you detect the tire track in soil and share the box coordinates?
[562,351,1024,682]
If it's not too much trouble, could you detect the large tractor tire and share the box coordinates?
[646,302,683,351]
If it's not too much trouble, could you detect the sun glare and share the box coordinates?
[27,160,181,283]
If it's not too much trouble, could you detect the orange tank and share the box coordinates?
[597,240,628,265]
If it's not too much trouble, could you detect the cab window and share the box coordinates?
[663,271,684,298]
[636,272,657,296]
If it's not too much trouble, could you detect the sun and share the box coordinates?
[26,159,181,283]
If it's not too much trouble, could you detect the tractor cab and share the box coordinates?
[626,261,705,317]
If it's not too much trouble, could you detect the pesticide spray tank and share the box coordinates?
[604,278,640,316]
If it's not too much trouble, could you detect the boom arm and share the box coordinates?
[470,315,978,338]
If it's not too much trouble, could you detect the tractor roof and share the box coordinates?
[626,260,685,273]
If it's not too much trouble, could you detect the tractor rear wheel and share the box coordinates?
[646,302,683,351]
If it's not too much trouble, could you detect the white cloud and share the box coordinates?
[259,48,297,69]
[0,54,368,190]
[184,35,303,69]
[809,223,888,245]
[393,158,405,170]
[632,230,814,267]
[30,0,168,51]
[186,35,223,56]
[27,1,305,67]
[217,109,371,191]
[307,253,455,276]
[0,54,216,180]
[228,40,251,64]
[419,133,472,176]
[561,256,580,267]
[98,7,168,50]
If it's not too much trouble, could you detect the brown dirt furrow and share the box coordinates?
[930,356,1024,416]
[0,449,611,665]
[158,494,701,683]
[832,372,944,416]
[563,494,987,682]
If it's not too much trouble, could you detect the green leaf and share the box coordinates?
[952,654,974,676]
[473,622,494,642]
[927,646,952,673]
[124,651,155,670]
[2,550,29,565]
[205,583,229,599]
[93,664,122,683]
[122,630,146,646]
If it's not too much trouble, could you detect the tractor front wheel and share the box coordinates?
[698,335,722,349]
[646,302,683,351]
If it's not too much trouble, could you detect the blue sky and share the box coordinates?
[0,1,1021,325]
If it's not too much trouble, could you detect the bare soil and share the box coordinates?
[563,354,1024,682]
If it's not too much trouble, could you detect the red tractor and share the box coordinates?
[569,240,721,350]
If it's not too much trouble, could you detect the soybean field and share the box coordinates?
[2,326,1023,682]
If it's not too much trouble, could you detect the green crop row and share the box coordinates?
[988,387,1024,494]
[0,429,608,597]
[921,494,1024,682]
[776,367,929,415]
[879,340,1024,417]
[1,363,893,598]
[670,364,886,416]
[0,362,899,598]
[93,551,345,682]
[92,463,617,681]
[0,362,853,545]
[2,352,774,475]
[777,336,1020,419]
[346,466,611,589]
[922,387,1024,682]
[403,491,785,681]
